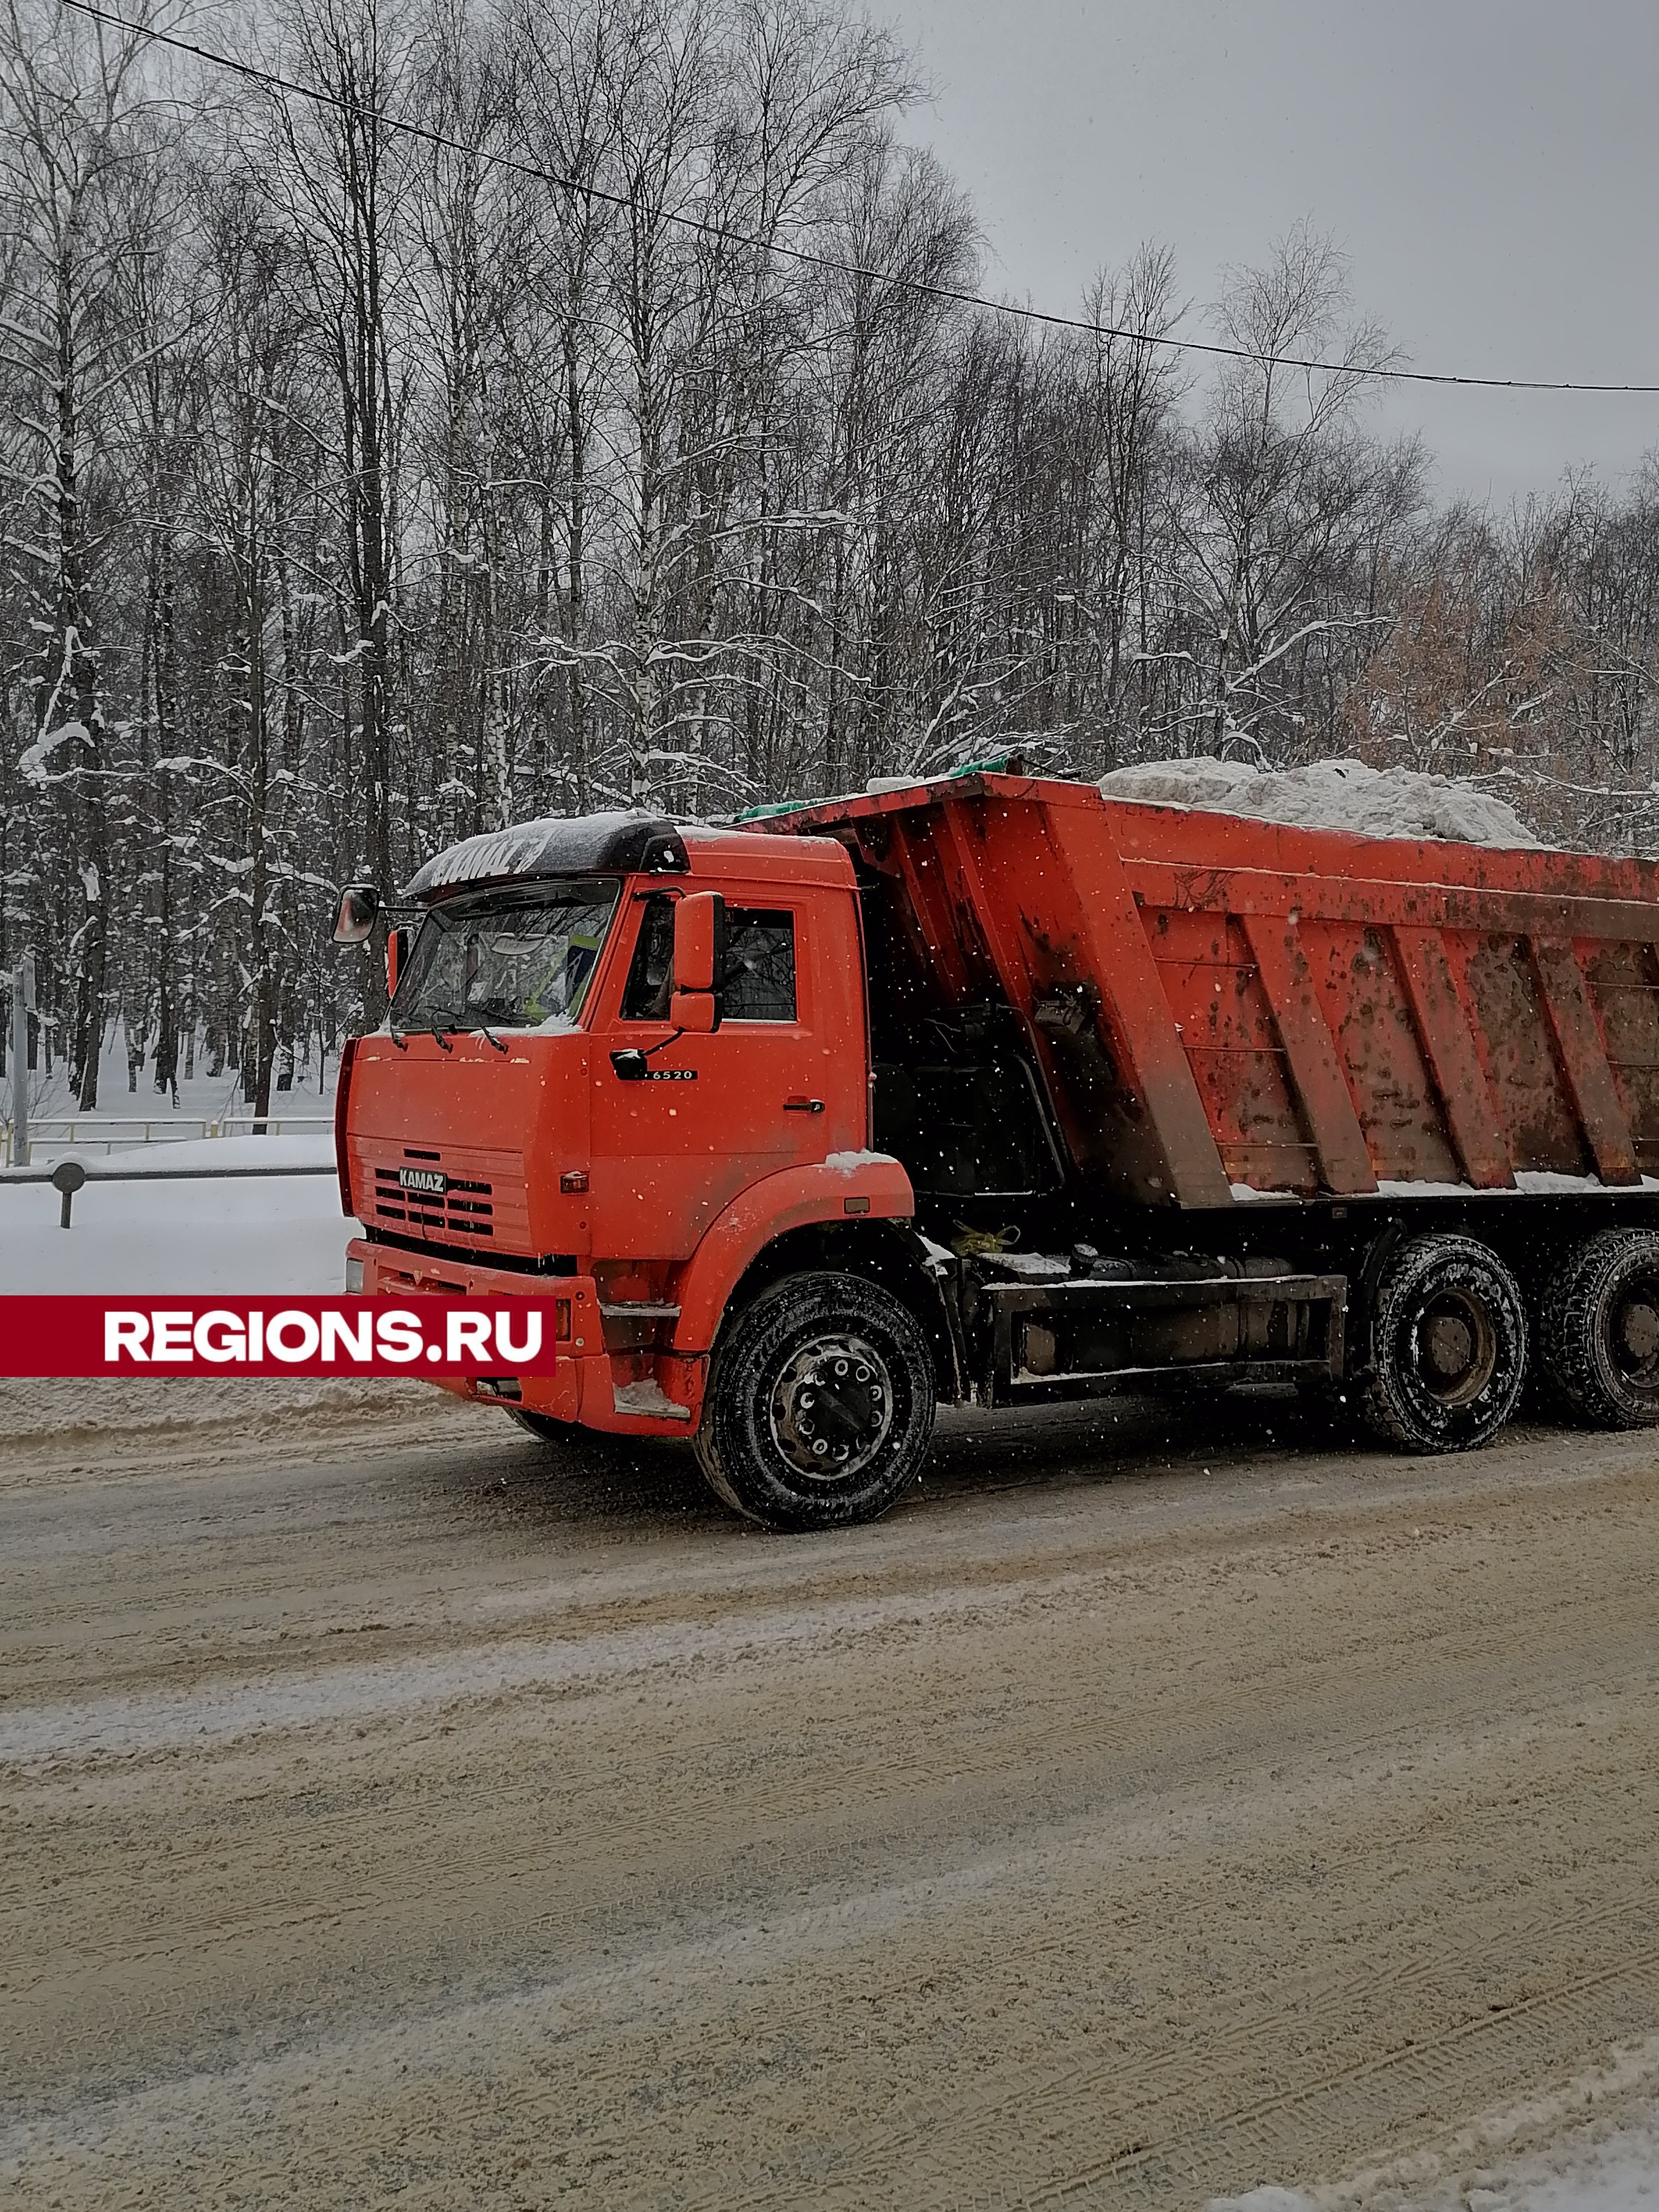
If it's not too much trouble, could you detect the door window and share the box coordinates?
[620,898,797,1022]
[621,896,675,1020]
[724,910,796,1021]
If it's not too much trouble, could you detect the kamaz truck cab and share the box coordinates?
[334,809,948,1530]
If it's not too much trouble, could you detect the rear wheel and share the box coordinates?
[1541,1228,1659,1428]
[695,1271,936,1531]
[1360,1233,1527,1452]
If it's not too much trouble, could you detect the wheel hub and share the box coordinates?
[1411,1289,1497,1407]
[1616,1295,1659,1366]
[1425,1313,1474,1378]
[769,1333,894,1484]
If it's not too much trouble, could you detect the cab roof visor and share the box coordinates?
[402,812,690,900]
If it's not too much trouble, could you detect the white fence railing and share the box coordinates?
[1,1113,334,1169]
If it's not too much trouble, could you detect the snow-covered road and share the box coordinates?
[3,1389,1658,2210]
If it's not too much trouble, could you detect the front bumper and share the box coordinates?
[346,1238,703,1434]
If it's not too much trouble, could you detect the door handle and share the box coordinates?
[784,1096,825,1113]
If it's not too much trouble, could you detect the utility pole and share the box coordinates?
[10,954,34,1167]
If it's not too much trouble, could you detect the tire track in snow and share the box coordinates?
[0,1578,1057,1766]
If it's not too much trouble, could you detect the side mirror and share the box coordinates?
[671,990,720,1035]
[671,890,724,1032]
[332,883,381,946]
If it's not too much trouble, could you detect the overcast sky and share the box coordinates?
[887,0,1659,507]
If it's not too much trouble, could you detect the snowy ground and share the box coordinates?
[1503,2122,1659,2212]
[1212,2088,1659,2212]
[1210,2054,1659,2212]
[1480,2124,1659,2212]
[0,1134,354,1297]
[5,1397,1658,2208]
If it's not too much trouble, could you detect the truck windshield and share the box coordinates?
[391,879,619,1034]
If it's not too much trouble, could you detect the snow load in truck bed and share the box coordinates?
[1096,756,1541,850]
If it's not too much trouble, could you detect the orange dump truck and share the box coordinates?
[332,769,1659,1528]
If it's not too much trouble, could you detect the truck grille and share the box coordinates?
[349,1136,531,1251]
[372,1163,494,1239]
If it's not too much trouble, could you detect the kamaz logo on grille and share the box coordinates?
[398,1167,448,1196]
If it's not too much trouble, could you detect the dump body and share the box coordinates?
[767,773,1659,1210]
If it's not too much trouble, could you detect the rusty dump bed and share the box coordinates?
[763,772,1659,1209]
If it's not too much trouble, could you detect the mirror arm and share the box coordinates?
[332,886,428,949]
[610,1029,690,1080]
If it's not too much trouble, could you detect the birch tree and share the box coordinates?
[1178,225,1409,762]
[0,0,179,1104]
[265,0,415,1023]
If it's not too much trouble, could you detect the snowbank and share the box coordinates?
[64,1132,336,1177]
[1206,2090,1659,2212]
[0,1373,476,1451]
[1510,2121,1659,2211]
[1098,756,1541,849]
[1207,2114,1659,2211]
[0,1134,351,1298]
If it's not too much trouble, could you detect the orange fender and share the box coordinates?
[671,1154,915,1355]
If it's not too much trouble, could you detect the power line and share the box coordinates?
[61,0,1659,399]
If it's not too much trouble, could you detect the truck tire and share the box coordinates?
[1360,1233,1527,1452]
[509,1408,582,1444]
[1540,1228,1659,1427]
[695,1271,936,1531]
[509,1408,641,1463]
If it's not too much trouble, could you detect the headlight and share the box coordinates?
[345,1256,365,1294]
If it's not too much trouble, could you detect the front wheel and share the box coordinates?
[695,1271,937,1531]
[509,1407,581,1444]
[508,1407,644,1465]
[1360,1233,1527,1452]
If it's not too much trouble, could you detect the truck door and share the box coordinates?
[591,888,861,1259]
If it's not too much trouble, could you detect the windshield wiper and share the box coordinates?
[406,1007,513,1053]
[433,1015,509,1055]
[402,1005,466,1049]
